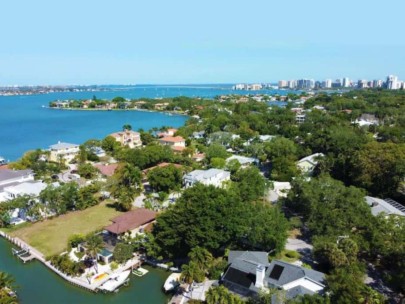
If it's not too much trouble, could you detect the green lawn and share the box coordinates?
[8,202,123,257]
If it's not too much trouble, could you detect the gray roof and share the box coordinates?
[49,142,79,150]
[184,169,230,182]
[226,155,259,165]
[228,251,268,274]
[365,196,405,217]
[266,260,325,288]
[0,169,33,183]
[223,252,325,299]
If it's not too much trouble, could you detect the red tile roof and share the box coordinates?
[159,136,185,143]
[105,208,157,235]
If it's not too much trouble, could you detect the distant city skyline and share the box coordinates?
[1,0,404,85]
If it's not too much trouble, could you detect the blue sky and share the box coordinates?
[1,0,404,84]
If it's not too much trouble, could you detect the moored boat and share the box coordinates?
[163,273,181,292]
[98,270,131,292]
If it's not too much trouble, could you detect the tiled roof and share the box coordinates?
[94,163,119,177]
[105,208,157,234]
[159,136,185,143]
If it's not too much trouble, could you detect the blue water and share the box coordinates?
[0,84,288,161]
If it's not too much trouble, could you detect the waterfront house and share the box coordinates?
[0,169,35,202]
[157,128,178,138]
[183,169,230,188]
[154,103,169,110]
[222,251,325,300]
[296,153,324,175]
[49,142,80,164]
[110,130,142,149]
[3,181,48,200]
[105,208,157,239]
[158,136,186,152]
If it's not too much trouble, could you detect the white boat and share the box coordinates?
[163,273,181,292]
[132,267,149,277]
[98,270,130,292]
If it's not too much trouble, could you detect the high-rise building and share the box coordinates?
[278,80,288,88]
[373,80,383,88]
[386,75,399,89]
[358,80,368,89]
[324,79,332,88]
[288,80,297,89]
[342,77,350,87]
[296,79,315,90]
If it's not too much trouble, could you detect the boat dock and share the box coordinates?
[0,231,141,293]
[12,247,35,263]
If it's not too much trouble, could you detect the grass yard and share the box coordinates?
[8,202,123,256]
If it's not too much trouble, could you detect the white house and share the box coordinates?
[183,169,230,188]
[49,142,80,163]
[365,196,405,217]
[268,181,291,203]
[226,155,259,167]
[0,169,35,202]
[3,181,48,201]
[296,153,324,175]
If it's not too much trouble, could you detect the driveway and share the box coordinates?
[286,237,314,266]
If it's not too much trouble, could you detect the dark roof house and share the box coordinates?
[222,251,325,300]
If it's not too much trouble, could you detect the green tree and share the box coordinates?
[153,184,245,257]
[231,167,266,202]
[205,285,243,304]
[188,246,213,271]
[210,157,226,169]
[113,243,133,264]
[122,124,132,131]
[351,142,405,197]
[147,165,183,193]
[181,261,205,284]
[77,163,97,179]
[206,144,228,161]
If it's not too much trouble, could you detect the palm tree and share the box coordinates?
[181,261,204,284]
[122,124,132,131]
[188,247,213,271]
[85,235,103,273]
[0,271,15,289]
[205,286,230,304]
[180,263,195,284]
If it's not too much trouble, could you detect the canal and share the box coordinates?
[0,237,171,303]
